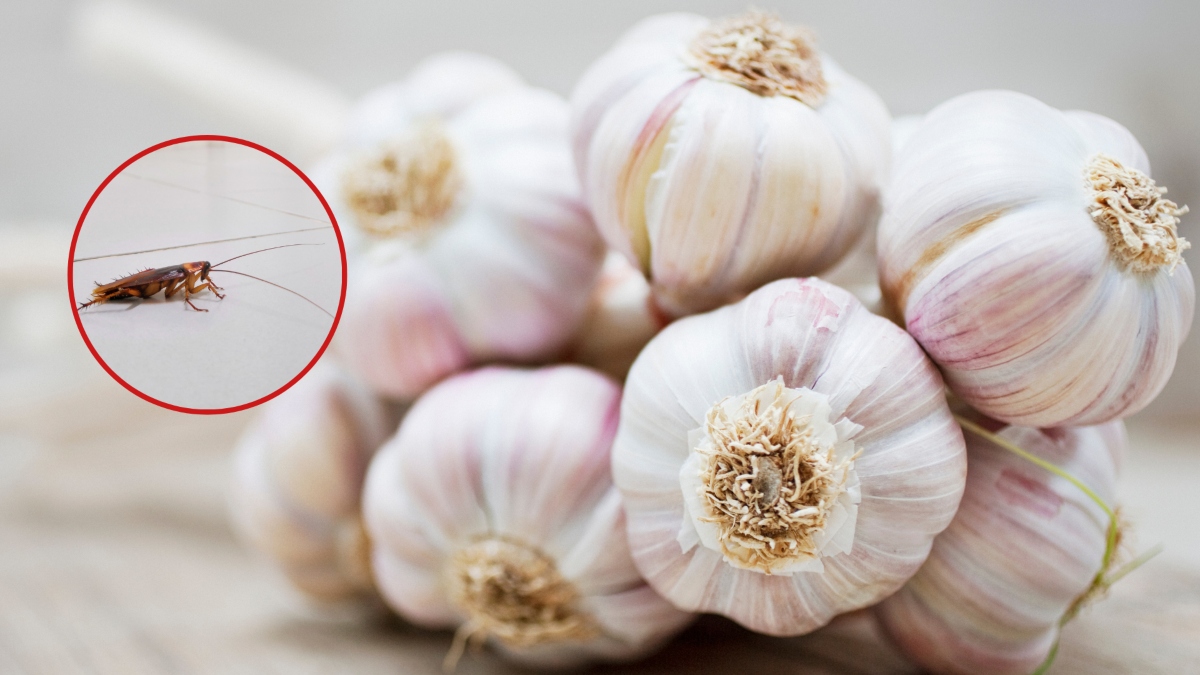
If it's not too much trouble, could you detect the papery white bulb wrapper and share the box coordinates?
[613,277,966,635]
[875,415,1125,675]
[570,11,891,317]
[314,52,606,399]
[879,90,1194,427]
[362,366,693,668]
[230,363,395,606]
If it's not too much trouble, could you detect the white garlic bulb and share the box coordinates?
[317,53,606,400]
[363,366,693,668]
[566,250,669,380]
[230,363,395,606]
[875,414,1126,675]
[879,90,1194,427]
[570,11,891,317]
[613,277,966,636]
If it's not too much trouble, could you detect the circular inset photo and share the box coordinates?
[70,136,346,413]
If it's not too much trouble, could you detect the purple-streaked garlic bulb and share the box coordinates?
[570,11,891,317]
[230,364,395,606]
[879,90,1194,428]
[875,415,1126,675]
[317,52,606,400]
[612,277,966,636]
[363,366,693,668]
[566,251,670,381]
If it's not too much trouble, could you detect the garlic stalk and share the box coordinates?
[363,366,693,668]
[566,251,670,380]
[571,11,891,316]
[875,413,1127,675]
[613,277,966,635]
[315,53,606,399]
[230,364,395,606]
[879,90,1194,427]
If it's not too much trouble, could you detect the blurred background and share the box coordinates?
[1,1,1197,672]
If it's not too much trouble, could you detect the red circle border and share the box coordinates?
[68,135,348,415]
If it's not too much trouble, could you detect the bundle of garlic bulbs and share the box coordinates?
[215,7,1192,673]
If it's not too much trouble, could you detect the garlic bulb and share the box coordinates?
[363,366,693,667]
[613,277,966,636]
[318,53,606,399]
[566,250,669,380]
[570,11,891,317]
[875,414,1126,675]
[879,90,1194,427]
[230,363,395,606]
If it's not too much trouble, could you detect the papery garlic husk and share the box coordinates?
[613,277,966,636]
[230,363,396,607]
[875,413,1126,675]
[565,250,670,380]
[570,11,891,317]
[363,366,693,667]
[315,53,606,400]
[878,90,1194,428]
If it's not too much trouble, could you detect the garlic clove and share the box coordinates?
[614,278,966,636]
[880,90,1193,427]
[569,12,708,181]
[577,66,701,270]
[645,79,849,315]
[875,417,1125,675]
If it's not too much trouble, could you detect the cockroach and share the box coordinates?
[76,243,333,318]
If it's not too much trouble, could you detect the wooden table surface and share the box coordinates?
[2,352,1199,674]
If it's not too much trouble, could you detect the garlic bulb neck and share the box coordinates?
[446,537,599,650]
[341,120,463,239]
[684,11,827,106]
[1087,153,1190,273]
[682,380,860,574]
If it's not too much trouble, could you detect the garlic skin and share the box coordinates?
[570,11,891,317]
[875,416,1125,675]
[230,363,394,606]
[879,90,1194,427]
[318,53,606,400]
[613,277,966,636]
[567,251,670,380]
[363,366,693,667]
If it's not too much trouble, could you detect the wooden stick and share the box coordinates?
[71,1,351,159]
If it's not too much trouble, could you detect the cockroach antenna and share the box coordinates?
[206,269,334,319]
[209,242,324,269]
